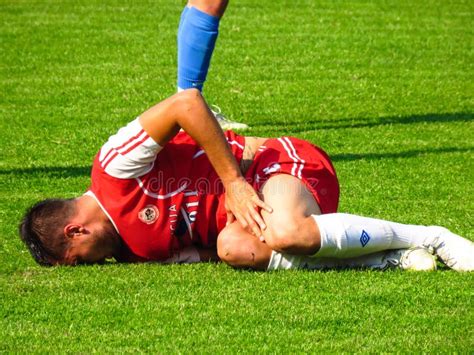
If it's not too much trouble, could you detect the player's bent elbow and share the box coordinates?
[170,89,206,127]
[173,89,203,112]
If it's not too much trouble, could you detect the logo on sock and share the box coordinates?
[360,230,371,247]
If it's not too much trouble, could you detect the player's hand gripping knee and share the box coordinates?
[225,177,272,238]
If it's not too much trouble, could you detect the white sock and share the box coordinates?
[313,213,439,258]
[267,251,356,271]
[266,250,387,271]
[267,250,433,271]
[267,251,304,270]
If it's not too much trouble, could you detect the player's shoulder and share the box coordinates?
[96,118,162,179]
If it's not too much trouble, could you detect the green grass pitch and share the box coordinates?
[1,0,473,352]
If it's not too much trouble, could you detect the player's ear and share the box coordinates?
[64,224,87,238]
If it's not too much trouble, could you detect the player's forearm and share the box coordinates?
[175,96,243,187]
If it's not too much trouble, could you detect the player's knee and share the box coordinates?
[189,0,228,17]
[265,220,299,252]
[266,216,320,253]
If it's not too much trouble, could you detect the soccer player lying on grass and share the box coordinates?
[19,90,474,271]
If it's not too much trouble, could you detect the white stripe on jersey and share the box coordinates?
[192,150,205,159]
[283,137,305,179]
[99,118,162,179]
[277,138,298,177]
[99,127,146,165]
[192,139,243,160]
[180,207,194,239]
[116,130,148,155]
[135,178,189,199]
[227,139,244,150]
[84,191,120,234]
[100,149,119,170]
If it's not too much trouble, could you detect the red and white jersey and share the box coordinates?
[87,118,245,262]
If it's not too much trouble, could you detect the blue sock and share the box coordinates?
[178,6,190,39]
[177,6,220,92]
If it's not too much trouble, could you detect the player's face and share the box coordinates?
[62,221,117,265]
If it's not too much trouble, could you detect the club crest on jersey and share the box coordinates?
[138,205,159,224]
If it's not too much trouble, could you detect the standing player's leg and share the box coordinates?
[258,176,474,271]
[177,0,249,130]
[177,0,228,92]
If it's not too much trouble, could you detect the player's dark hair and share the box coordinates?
[19,198,76,266]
